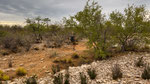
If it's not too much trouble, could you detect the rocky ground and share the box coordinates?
[5,52,150,84]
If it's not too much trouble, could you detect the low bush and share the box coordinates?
[1,75,9,81]
[2,36,14,49]
[52,65,60,74]
[0,70,9,81]
[64,70,70,84]
[94,50,109,60]
[112,64,122,80]
[80,72,87,84]
[24,40,32,52]
[135,57,144,67]
[1,34,32,53]
[16,67,27,76]
[79,58,91,65]
[87,68,97,80]
[72,53,80,59]
[142,64,150,79]
[53,73,63,84]
[25,75,37,84]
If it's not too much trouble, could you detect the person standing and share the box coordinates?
[70,34,76,50]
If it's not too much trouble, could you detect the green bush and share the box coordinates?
[142,64,150,79]
[80,72,87,84]
[52,65,60,74]
[16,67,27,76]
[1,75,9,81]
[112,64,122,80]
[135,57,144,67]
[94,50,110,60]
[87,68,97,80]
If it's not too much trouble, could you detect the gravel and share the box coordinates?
[6,52,150,84]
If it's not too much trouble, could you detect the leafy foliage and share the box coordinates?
[87,68,97,80]
[110,5,149,51]
[64,0,112,59]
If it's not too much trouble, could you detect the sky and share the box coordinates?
[0,0,149,25]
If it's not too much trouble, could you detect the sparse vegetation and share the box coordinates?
[16,67,27,76]
[0,70,9,81]
[112,64,122,80]
[25,75,37,84]
[0,0,150,83]
[72,53,80,59]
[53,73,63,84]
[141,64,150,80]
[87,68,97,80]
[80,72,87,84]
[60,59,67,64]
[52,65,60,74]
[135,57,145,67]
[64,70,70,84]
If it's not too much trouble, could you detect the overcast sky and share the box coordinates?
[0,0,149,25]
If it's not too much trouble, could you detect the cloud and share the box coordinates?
[0,0,149,25]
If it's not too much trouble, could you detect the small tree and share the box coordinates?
[43,18,51,28]
[110,5,149,51]
[25,17,48,43]
[64,0,112,59]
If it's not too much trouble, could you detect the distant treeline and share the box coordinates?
[0,0,150,59]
